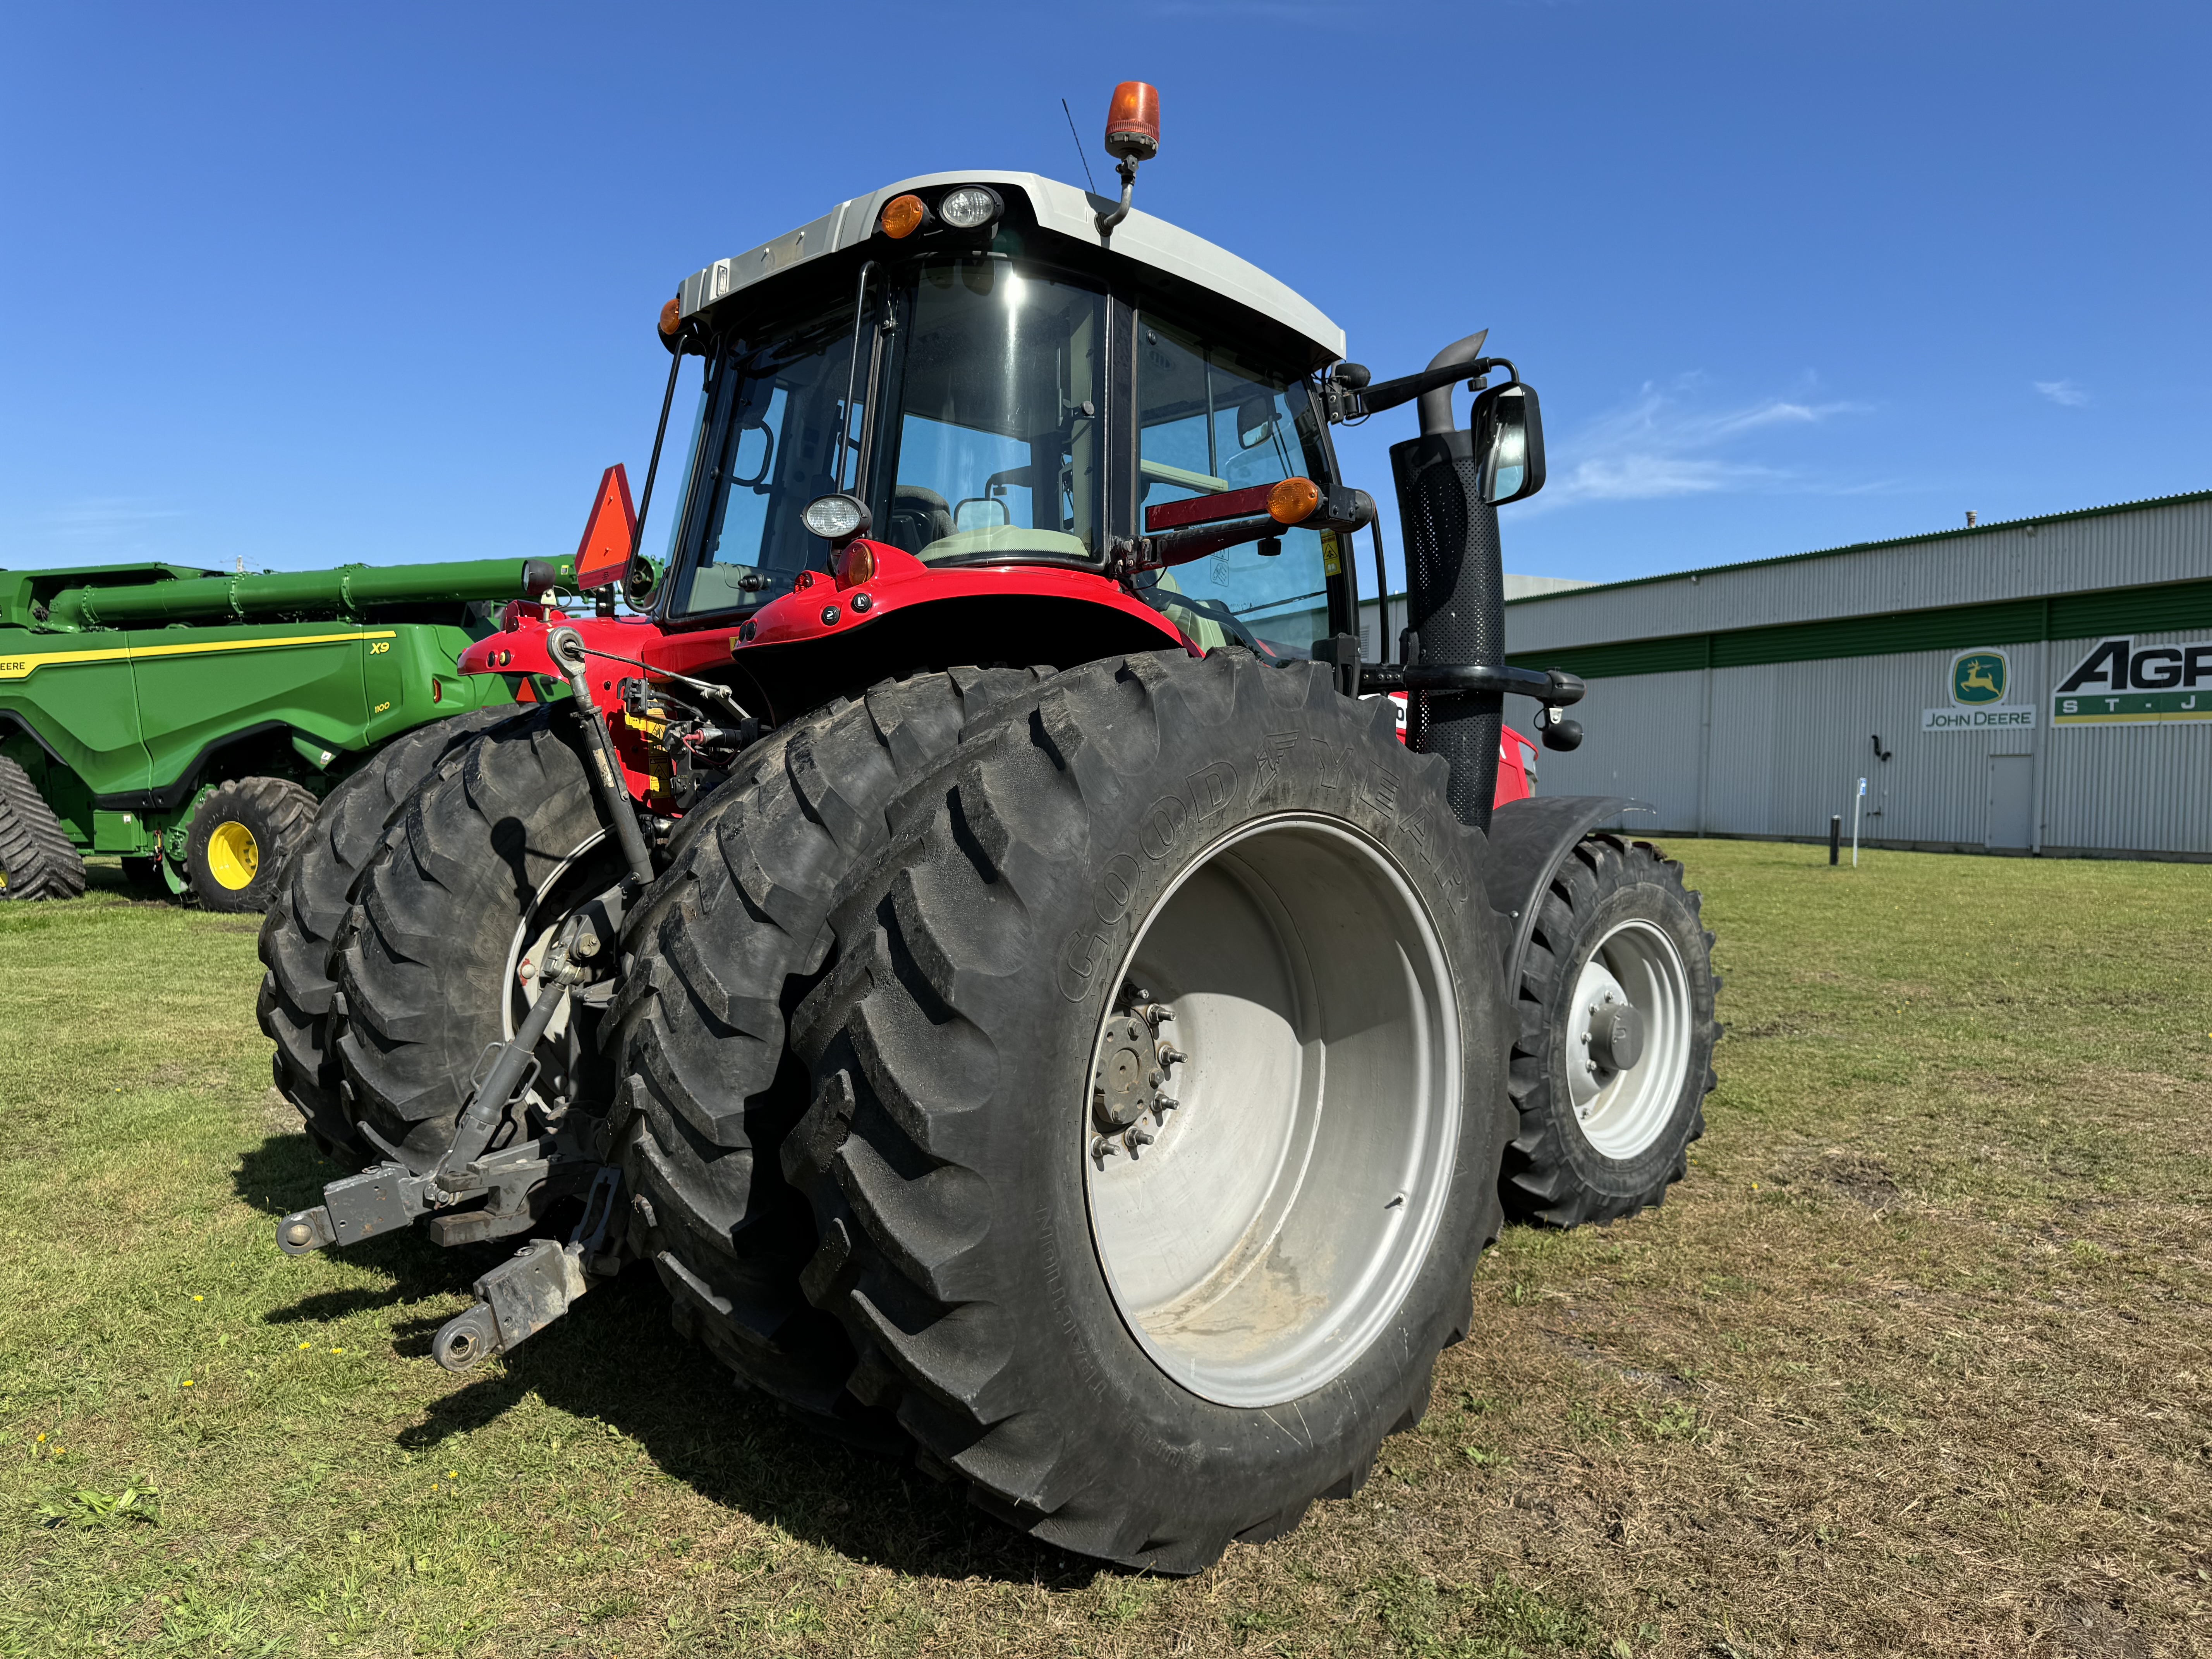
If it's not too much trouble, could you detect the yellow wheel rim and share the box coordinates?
[206,820,260,890]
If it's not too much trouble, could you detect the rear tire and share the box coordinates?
[257,709,520,1167]
[1500,835,1719,1228]
[0,756,86,902]
[608,669,1052,1434]
[336,707,620,1171]
[779,651,1511,1571]
[184,776,318,913]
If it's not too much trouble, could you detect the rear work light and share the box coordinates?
[880,194,926,239]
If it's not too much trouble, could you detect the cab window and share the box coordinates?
[1134,314,1334,657]
[873,258,1105,565]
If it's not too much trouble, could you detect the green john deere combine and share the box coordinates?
[0,555,573,908]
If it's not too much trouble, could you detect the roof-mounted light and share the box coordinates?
[880,194,926,239]
[939,185,1002,231]
[658,296,681,337]
[1104,81,1160,161]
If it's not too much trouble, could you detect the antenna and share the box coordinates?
[1061,98,1099,196]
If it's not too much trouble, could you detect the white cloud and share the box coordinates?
[39,498,186,539]
[1527,378,1869,511]
[2034,379,2090,407]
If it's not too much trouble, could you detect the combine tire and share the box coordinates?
[184,776,319,913]
[609,669,1051,1434]
[257,708,519,1167]
[336,706,622,1176]
[1500,835,1719,1228]
[0,756,86,902]
[778,651,1510,1571]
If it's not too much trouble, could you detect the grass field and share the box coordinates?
[2,840,2209,1658]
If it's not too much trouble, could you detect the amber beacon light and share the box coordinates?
[1104,81,1160,160]
[1096,81,1161,239]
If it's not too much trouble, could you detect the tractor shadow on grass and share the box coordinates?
[235,1128,1110,1589]
[417,1270,1112,1589]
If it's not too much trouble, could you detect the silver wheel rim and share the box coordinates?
[504,829,611,1038]
[1083,814,1461,1409]
[1565,918,1692,1160]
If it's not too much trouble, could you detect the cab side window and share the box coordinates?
[1134,315,1334,658]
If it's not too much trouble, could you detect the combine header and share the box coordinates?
[262,84,1719,1572]
[0,555,575,907]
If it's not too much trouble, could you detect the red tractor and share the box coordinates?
[262,86,1717,1573]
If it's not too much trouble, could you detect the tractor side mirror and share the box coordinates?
[626,554,658,605]
[1236,395,1276,450]
[1471,381,1545,506]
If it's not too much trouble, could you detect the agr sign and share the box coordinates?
[2053,637,2212,726]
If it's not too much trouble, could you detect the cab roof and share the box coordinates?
[675,170,1346,369]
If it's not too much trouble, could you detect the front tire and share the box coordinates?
[184,776,319,913]
[1500,835,1719,1228]
[781,651,1511,1571]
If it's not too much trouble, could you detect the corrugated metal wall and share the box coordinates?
[1499,493,2212,857]
[1508,493,2212,653]
[1524,630,2211,856]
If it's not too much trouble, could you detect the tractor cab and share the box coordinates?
[647,168,1367,705]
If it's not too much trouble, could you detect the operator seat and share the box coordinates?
[885,484,953,558]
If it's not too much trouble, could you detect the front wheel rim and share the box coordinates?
[1565,918,1692,1160]
[206,821,260,890]
[1083,814,1462,1409]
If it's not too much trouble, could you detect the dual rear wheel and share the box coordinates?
[635,651,1514,1569]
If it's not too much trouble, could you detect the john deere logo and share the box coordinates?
[1952,650,2008,706]
[1924,646,2035,732]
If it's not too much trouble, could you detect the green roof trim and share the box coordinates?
[1501,486,2212,607]
[1508,577,2212,682]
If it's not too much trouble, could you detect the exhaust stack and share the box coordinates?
[1391,333,1505,831]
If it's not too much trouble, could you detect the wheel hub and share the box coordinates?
[1090,996,1182,1156]
[1563,918,1692,1159]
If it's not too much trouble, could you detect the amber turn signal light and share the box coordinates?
[880,194,926,239]
[838,539,877,587]
[1266,477,1321,524]
[658,296,681,337]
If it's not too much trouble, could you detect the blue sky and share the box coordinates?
[4,2,2205,593]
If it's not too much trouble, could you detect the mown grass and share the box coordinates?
[2,843,2208,1657]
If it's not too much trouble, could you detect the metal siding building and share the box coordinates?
[1498,492,2212,859]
